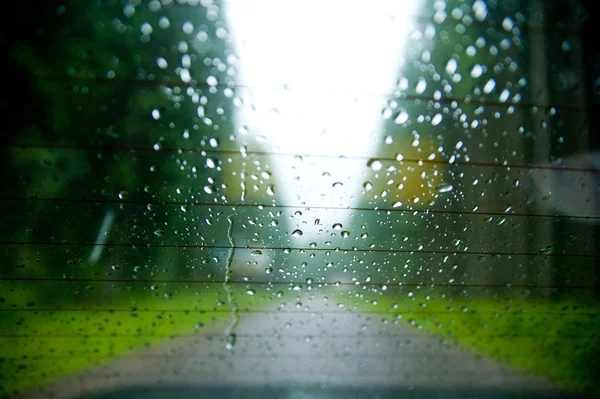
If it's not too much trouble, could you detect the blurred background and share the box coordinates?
[1,0,599,398]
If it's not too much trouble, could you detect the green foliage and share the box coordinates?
[359,292,600,396]
[0,283,271,395]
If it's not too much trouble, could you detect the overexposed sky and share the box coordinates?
[226,0,424,213]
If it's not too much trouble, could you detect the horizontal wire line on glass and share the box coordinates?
[28,73,596,113]
[0,241,597,258]
[6,143,599,174]
[2,196,599,220]
[0,277,594,290]
[0,308,596,316]
[0,332,592,339]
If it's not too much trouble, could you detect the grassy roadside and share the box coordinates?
[0,282,268,396]
[2,280,598,397]
[349,289,600,396]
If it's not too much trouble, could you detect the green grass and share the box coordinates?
[350,289,600,396]
[0,282,270,396]
[2,280,598,397]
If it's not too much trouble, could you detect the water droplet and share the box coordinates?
[446,58,458,74]
[266,184,275,195]
[261,171,272,179]
[332,223,343,230]
[483,79,496,94]
[392,201,403,208]
[471,64,483,78]
[540,246,554,255]
[502,16,514,31]
[394,110,409,124]
[292,229,303,237]
[204,184,215,194]
[118,191,129,200]
[226,333,236,350]
[246,289,256,296]
[306,278,313,284]
[382,107,393,119]
[341,230,350,238]
[367,159,383,171]
[111,264,121,271]
[206,75,218,87]
[431,113,443,126]
[436,183,453,193]
[332,182,343,188]
[154,229,165,237]
[363,182,373,191]
[416,78,427,94]
[206,157,218,168]
[251,250,263,256]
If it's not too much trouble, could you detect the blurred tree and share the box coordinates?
[2,0,237,306]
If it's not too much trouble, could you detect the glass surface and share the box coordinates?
[1,0,599,398]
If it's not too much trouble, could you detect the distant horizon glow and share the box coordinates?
[226,0,424,216]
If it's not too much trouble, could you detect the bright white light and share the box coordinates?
[226,0,423,212]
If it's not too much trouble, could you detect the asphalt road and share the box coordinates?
[18,301,568,399]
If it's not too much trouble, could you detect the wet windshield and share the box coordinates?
[2,0,599,398]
